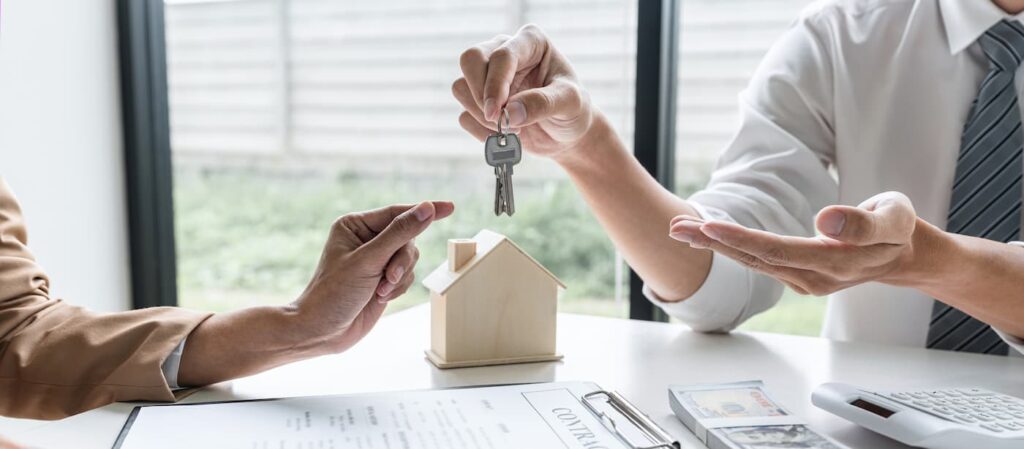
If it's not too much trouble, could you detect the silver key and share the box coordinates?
[484,108,522,216]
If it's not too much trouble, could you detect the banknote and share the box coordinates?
[677,385,788,419]
[669,382,852,449]
[713,424,844,449]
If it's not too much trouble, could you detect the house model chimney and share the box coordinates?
[447,239,476,272]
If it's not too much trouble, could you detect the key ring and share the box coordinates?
[497,107,511,136]
[496,107,511,146]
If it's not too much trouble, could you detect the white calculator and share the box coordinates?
[813,383,1024,449]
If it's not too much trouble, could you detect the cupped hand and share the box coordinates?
[294,201,454,353]
[452,24,595,159]
[668,192,922,296]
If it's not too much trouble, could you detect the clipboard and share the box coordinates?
[112,381,679,449]
[583,390,680,449]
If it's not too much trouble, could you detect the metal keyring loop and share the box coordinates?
[497,107,511,135]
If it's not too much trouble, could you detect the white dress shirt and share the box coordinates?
[648,0,1024,353]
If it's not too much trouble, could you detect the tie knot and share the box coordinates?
[980,20,1024,71]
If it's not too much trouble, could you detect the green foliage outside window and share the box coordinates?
[174,168,628,318]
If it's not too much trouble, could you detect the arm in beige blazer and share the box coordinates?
[0,179,211,419]
[0,178,453,420]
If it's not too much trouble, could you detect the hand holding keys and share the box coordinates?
[485,108,522,216]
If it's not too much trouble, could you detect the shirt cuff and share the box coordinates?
[160,337,187,390]
[993,328,1024,355]
[645,202,760,332]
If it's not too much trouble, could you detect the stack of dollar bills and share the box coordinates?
[669,380,849,449]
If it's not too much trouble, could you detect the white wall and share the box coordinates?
[0,0,131,312]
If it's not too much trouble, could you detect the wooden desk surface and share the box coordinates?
[4,305,1023,448]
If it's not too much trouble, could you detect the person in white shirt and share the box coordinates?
[452,0,1024,354]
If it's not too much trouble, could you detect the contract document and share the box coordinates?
[113,381,676,449]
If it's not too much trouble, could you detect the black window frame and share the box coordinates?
[117,0,680,322]
[117,0,179,310]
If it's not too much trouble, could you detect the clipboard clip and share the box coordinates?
[582,390,680,449]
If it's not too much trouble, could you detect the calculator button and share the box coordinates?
[913,400,932,408]
[972,412,996,421]
[991,412,1012,420]
[909,392,929,399]
[957,414,978,423]
[958,388,991,397]
[952,406,972,413]
[891,393,911,400]
[982,424,1005,433]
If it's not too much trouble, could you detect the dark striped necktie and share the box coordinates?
[927,20,1024,355]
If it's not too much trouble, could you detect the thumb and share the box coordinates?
[816,191,917,245]
[506,78,585,128]
[361,202,436,260]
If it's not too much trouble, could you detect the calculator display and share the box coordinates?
[851,399,895,418]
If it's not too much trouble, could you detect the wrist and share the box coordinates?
[549,111,622,172]
[282,303,345,357]
[884,218,962,289]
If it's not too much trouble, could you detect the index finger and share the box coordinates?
[482,25,549,121]
[699,221,835,270]
[459,35,510,111]
[356,201,455,236]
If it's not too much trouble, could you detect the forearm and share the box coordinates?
[552,113,712,301]
[177,305,324,387]
[894,219,1024,337]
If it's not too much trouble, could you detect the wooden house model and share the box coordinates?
[421,229,565,369]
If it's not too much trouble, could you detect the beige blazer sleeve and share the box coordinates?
[0,179,212,420]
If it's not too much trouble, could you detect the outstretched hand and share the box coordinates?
[669,192,922,296]
[179,201,454,387]
[293,201,455,354]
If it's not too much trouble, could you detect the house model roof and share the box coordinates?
[421,229,566,295]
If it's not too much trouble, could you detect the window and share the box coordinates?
[675,0,824,336]
[163,0,637,317]
[127,0,827,332]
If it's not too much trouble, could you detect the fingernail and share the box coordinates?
[413,202,433,221]
[390,266,405,284]
[507,100,526,126]
[669,231,693,243]
[700,224,722,241]
[670,215,702,228]
[483,98,496,120]
[819,211,846,237]
[378,282,394,296]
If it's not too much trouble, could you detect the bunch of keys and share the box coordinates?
[484,108,522,216]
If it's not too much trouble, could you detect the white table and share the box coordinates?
[3,305,1023,448]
